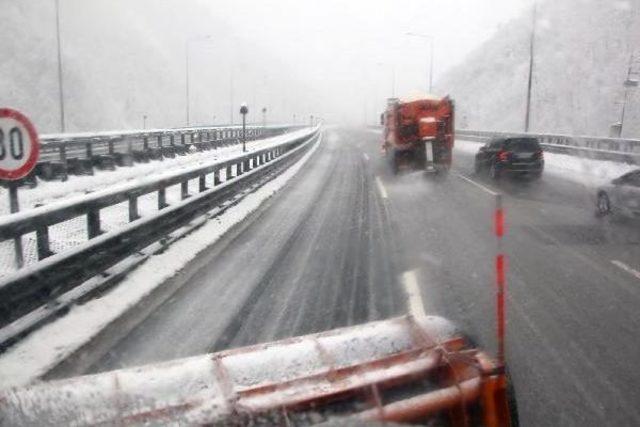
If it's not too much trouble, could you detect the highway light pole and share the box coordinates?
[405,32,435,93]
[143,114,147,129]
[54,0,66,133]
[185,35,212,127]
[262,107,267,127]
[524,0,537,133]
[240,103,248,152]
[619,54,639,137]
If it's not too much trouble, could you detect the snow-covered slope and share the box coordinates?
[0,0,311,133]
[436,0,640,138]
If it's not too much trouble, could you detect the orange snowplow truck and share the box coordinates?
[382,95,455,174]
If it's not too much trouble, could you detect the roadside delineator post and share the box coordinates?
[494,193,506,366]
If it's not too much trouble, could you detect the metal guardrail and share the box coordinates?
[0,127,320,331]
[19,125,297,184]
[456,130,640,164]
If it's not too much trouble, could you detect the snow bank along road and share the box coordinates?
[7,128,640,426]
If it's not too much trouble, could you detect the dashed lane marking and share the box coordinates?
[375,176,388,199]
[402,270,426,319]
[455,172,499,196]
[611,260,640,281]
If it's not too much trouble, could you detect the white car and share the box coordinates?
[596,169,640,217]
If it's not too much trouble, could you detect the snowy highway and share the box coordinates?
[87,127,640,426]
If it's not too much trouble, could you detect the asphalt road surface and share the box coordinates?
[92,127,640,426]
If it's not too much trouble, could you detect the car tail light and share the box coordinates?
[498,150,510,162]
[534,149,544,160]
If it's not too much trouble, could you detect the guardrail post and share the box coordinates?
[128,195,140,221]
[143,135,149,151]
[214,169,221,185]
[199,175,207,192]
[181,181,189,200]
[87,210,103,239]
[108,140,115,156]
[36,226,53,260]
[226,164,234,180]
[59,143,68,181]
[158,187,168,209]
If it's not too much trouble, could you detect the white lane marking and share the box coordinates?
[363,153,370,161]
[402,270,427,319]
[375,176,388,199]
[611,260,640,280]
[455,173,499,196]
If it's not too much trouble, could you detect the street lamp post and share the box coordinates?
[619,54,639,137]
[405,32,435,93]
[524,0,538,133]
[262,107,267,127]
[54,0,66,133]
[240,103,248,152]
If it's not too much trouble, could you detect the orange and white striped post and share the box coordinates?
[494,194,506,366]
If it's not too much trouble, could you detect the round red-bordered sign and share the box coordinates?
[0,108,40,181]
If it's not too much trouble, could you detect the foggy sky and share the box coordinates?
[1,0,533,132]
[201,0,534,124]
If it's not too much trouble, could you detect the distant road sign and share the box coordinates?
[0,108,40,180]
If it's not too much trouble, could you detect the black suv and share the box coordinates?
[474,137,544,180]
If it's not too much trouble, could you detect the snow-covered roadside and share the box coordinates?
[0,132,323,389]
[0,128,313,217]
[455,139,637,187]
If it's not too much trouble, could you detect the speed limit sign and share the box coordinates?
[0,108,40,181]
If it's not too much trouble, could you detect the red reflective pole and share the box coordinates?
[494,194,506,365]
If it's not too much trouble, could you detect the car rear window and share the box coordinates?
[505,138,540,152]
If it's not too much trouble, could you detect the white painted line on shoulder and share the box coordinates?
[363,153,370,161]
[611,260,640,281]
[455,173,499,196]
[402,270,426,319]
[375,176,388,199]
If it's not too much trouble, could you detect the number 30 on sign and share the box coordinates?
[0,108,40,181]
